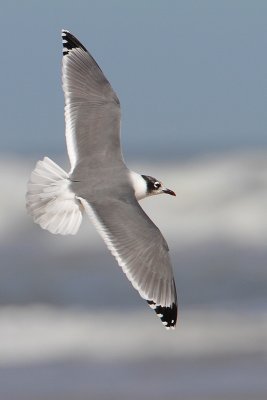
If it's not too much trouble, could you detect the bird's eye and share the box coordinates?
[154,181,161,189]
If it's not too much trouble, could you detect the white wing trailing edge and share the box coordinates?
[80,198,177,329]
[61,29,122,174]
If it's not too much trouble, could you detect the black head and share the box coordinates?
[141,175,176,197]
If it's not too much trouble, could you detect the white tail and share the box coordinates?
[26,157,83,235]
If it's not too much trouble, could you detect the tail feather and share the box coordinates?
[26,157,83,235]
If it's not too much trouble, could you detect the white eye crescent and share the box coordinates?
[154,181,161,189]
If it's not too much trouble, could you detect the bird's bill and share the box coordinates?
[162,187,176,196]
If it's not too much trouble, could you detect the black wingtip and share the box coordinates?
[147,300,177,329]
[61,29,87,56]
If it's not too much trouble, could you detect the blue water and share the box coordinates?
[0,356,266,400]
[1,2,267,158]
[1,152,266,399]
[1,2,267,398]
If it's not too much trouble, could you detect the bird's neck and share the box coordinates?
[129,171,148,200]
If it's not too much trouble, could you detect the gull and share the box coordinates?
[26,30,177,329]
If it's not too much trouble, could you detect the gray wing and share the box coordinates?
[61,30,123,172]
[79,196,177,329]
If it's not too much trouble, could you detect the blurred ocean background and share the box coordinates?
[0,1,267,399]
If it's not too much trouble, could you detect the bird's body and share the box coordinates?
[26,30,177,329]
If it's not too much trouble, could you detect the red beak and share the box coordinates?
[163,188,176,196]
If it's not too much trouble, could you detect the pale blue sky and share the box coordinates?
[1,0,266,158]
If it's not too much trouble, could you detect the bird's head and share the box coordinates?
[141,175,176,198]
[130,172,176,200]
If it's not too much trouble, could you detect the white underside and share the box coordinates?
[26,158,174,329]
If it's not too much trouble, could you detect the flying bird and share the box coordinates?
[26,30,177,329]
